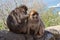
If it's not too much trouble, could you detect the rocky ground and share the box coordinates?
[0,25,60,40]
[0,30,55,40]
[45,25,60,40]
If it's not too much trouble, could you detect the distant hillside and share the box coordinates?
[48,7,60,14]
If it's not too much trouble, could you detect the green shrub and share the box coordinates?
[41,9,60,27]
[0,21,5,30]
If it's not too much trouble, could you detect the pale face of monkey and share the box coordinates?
[32,14,38,20]
[29,12,39,22]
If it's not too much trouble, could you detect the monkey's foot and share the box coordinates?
[36,35,42,38]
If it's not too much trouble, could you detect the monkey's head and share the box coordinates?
[19,5,28,15]
[29,10,39,21]
[14,5,28,15]
[20,5,28,11]
[14,7,20,14]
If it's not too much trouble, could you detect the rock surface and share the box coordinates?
[45,25,60,40]
[0,30,55,40]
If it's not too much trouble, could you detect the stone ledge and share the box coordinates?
[0,30,55,40]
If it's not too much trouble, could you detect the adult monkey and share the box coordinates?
[6,5,28,34]
[27,10,45,38]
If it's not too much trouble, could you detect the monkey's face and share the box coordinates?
[19,8,27,15]
[15,8,20,14]
[21,8,27,15]
[15,7,27,15]
[29,11,39,21]
[32,13,38,20]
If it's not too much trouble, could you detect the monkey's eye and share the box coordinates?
[32,13,38,16]
[32,14,35,16]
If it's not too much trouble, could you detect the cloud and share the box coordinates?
[49,3,60,8]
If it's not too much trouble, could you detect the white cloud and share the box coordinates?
[57,3,60,7]
[49,3,60,8]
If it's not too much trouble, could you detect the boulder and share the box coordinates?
[0,30,55,40]
[45,25,60,40]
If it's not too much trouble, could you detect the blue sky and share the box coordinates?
[0,0,60,8]
[43,0,60,6]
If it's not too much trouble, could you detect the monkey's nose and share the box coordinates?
[34,16,38,18]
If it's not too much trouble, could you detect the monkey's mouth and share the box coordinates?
[33,18,39,22]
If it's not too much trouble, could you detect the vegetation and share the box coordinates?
[0,21,5,30]
[41,8,60,27]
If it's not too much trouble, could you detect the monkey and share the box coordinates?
[27,10,45,38]
[6,5,28,34]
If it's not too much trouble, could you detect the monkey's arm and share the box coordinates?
[20,15,29,19]
[40,19,45,28]
[37,19,45,37]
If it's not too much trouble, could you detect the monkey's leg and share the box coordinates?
[16,14,21,23]
[34,26,39,35]
[37,26,44,38]
[27,25,30,35]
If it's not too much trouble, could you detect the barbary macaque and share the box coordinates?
[27,10,45,38]
[6,5,28,34]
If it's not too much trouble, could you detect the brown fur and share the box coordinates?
[6,5,28,34]
[27,10,45,38]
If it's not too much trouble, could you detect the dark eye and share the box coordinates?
[33,13,38,16]
[32,14,35,16]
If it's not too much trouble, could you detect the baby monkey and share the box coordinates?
[27,10,45,38]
